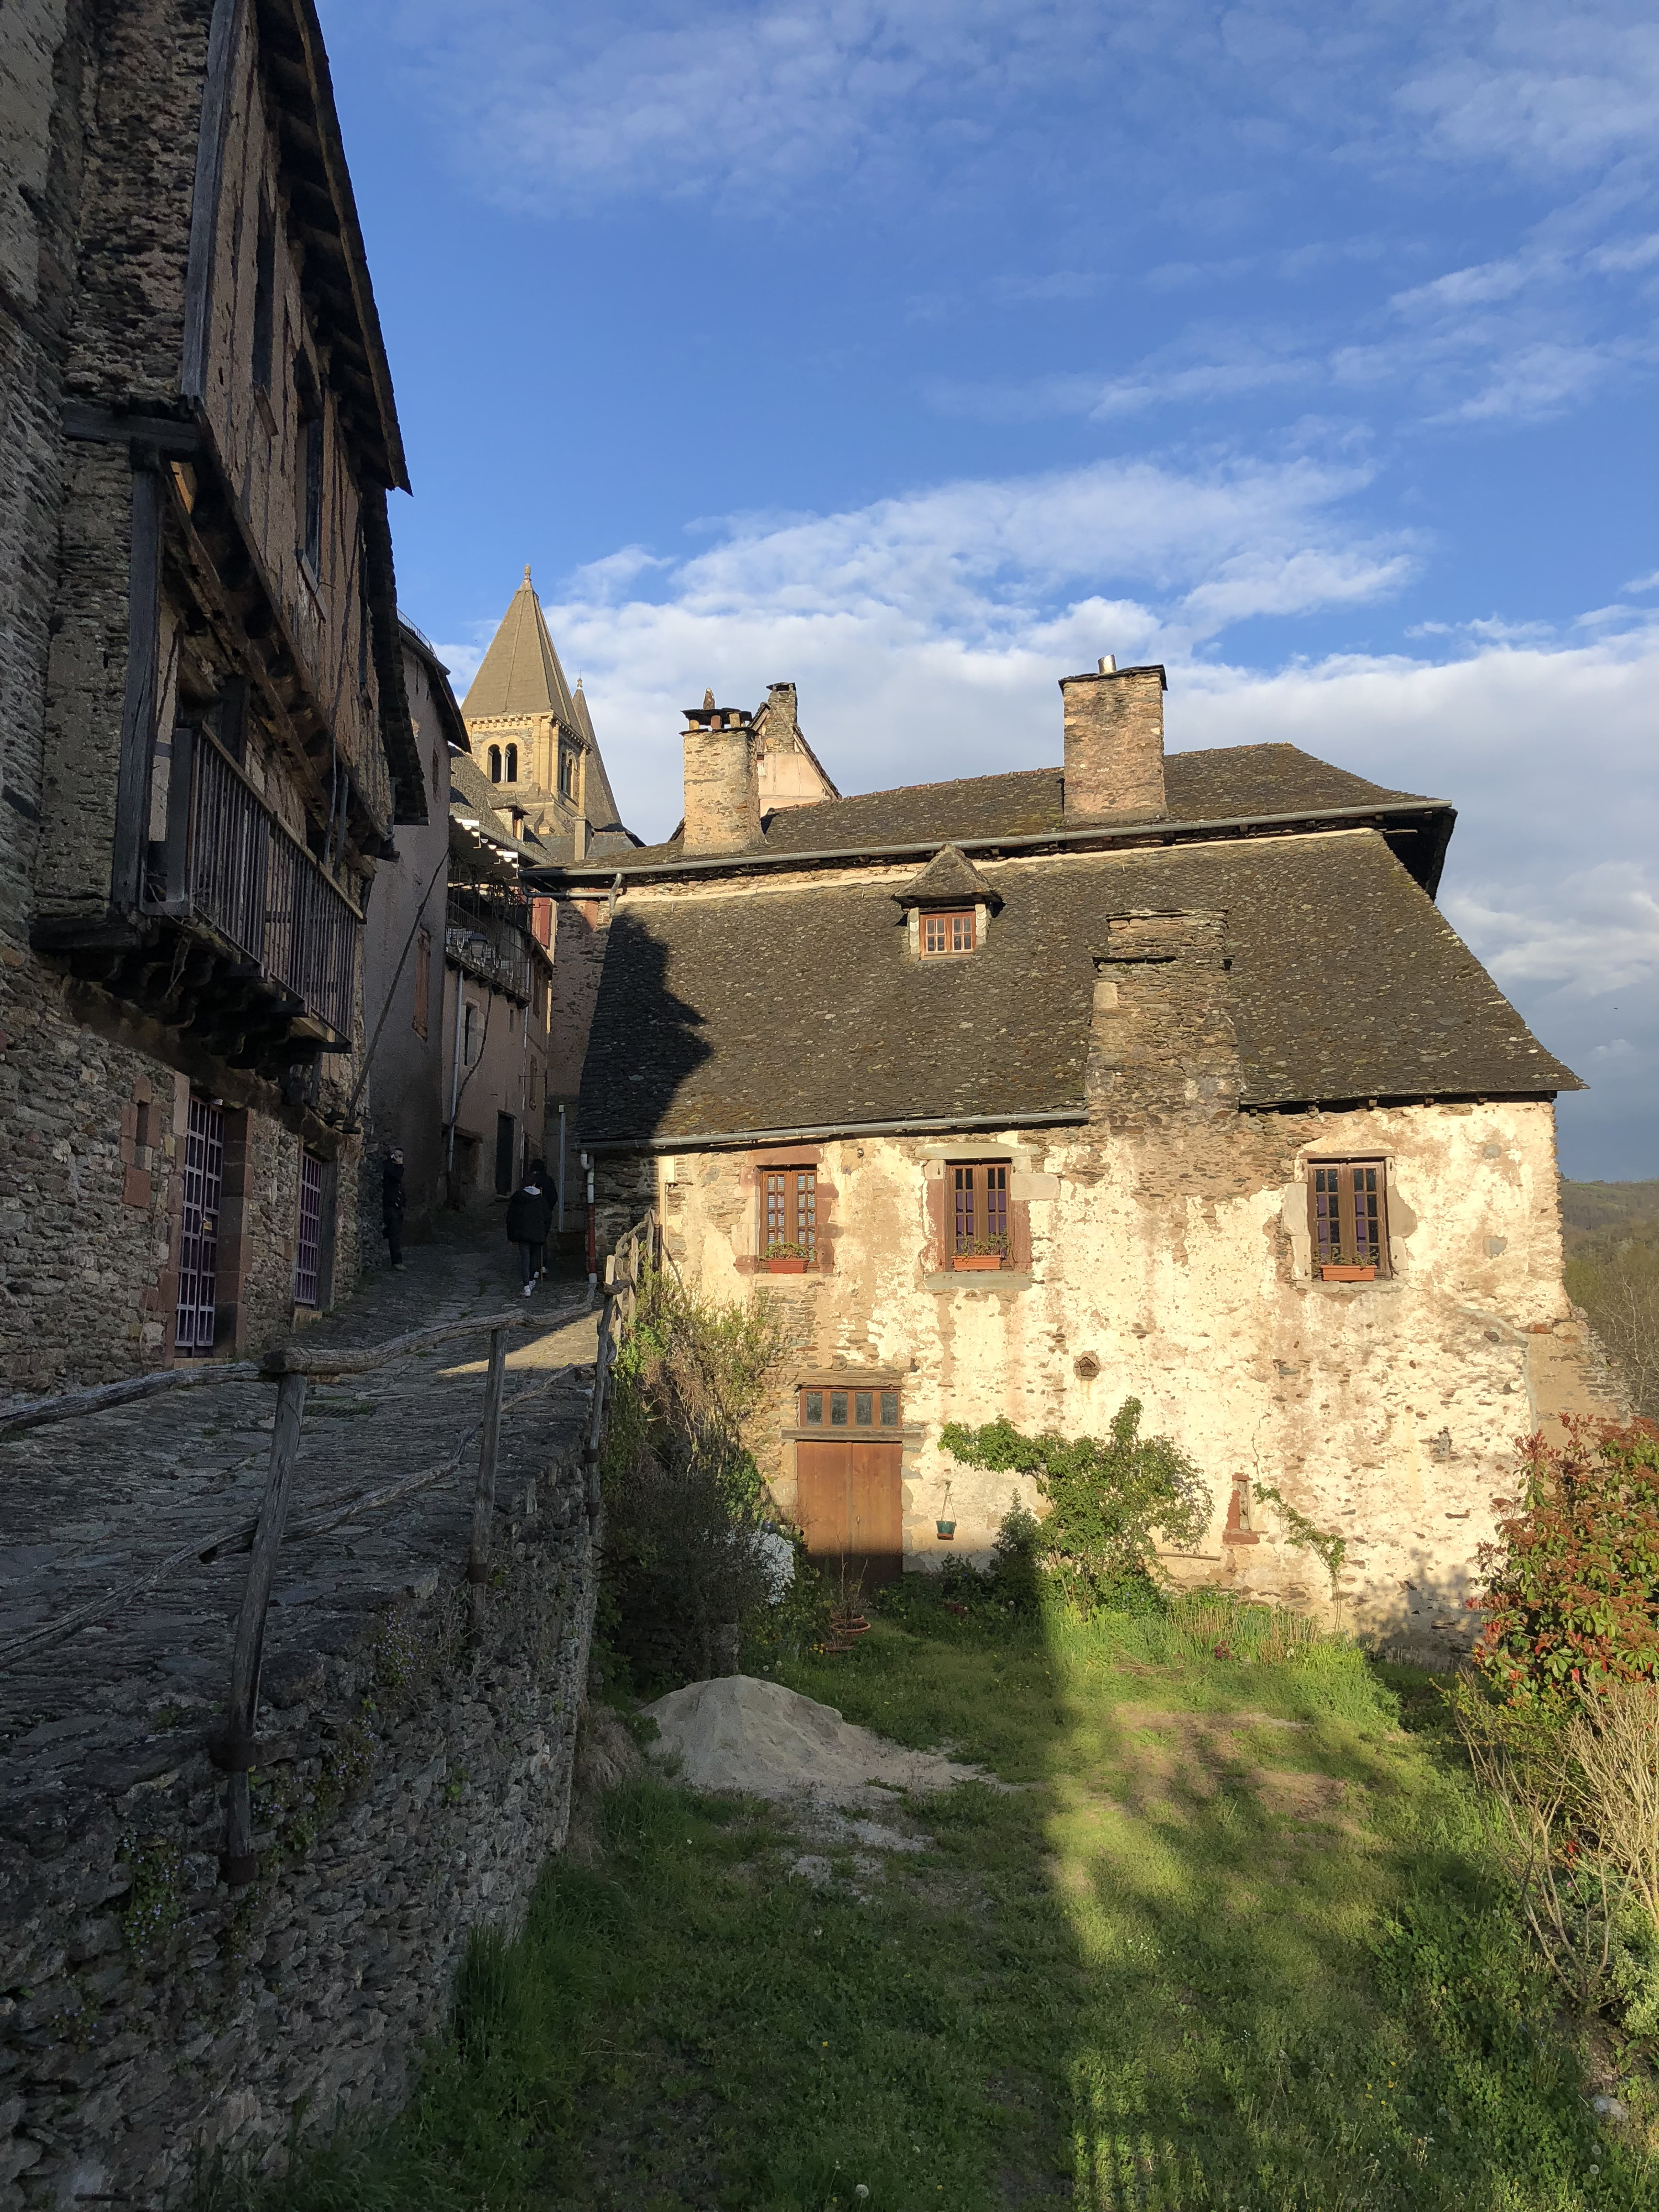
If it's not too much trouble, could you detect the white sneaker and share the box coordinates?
[521,1282,534,1296]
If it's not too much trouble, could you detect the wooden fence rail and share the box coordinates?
[0,1216,661,1887]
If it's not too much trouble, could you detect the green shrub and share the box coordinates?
[1470,1418,1659,1703]
[599,1268,789,1692]
[940,1398,1211,1611]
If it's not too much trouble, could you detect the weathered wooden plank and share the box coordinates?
[258,1298,586,1376]
[0,1359,263,1439]
[216,1370,307,1885]
[467,1329,507,1590]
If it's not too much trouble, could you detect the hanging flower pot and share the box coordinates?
[936,1519,957,1540]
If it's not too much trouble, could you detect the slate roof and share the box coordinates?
[602,744,1440,874]
[893,844,1000,909]
[448,752,552,861]
[576,832,1577,1147]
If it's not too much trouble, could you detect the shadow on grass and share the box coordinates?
[246,1595,1656,2211]
[1041,1599,1652,2211]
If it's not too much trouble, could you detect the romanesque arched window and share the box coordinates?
[505,743,518,782]
[488,745,502,783]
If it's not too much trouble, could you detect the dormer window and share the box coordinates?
[894,843,999,960]
[921,910,975,957]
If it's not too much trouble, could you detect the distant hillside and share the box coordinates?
[1561,1180,1659,1238]
[1560,1182,1658,1417]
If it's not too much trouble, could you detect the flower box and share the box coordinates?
[952,1254,1004,1272]
[764,1256,807,1274]
[1320,1263,1376,1282]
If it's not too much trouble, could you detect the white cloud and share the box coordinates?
[493,465,1657,1172]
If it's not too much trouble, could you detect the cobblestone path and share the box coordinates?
[0,1222,598,1825]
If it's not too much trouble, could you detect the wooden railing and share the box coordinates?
[188,732,360,1040]
[0,1209,661,1887]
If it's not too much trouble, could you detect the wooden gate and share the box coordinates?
[794,1381,904,1587]
[174,1095,225,1354]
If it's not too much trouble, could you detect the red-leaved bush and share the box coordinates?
[1472,1418,1659,1703]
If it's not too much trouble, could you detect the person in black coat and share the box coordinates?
[504,1161,554,1292]
[382,1149,405,1269]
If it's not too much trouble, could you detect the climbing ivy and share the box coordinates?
[941,1398,1212,1610]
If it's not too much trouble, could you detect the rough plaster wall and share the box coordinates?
[441,964,547,1211]
[637,1097,1609,1658]
[356,657,449,1259]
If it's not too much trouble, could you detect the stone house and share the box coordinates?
[0,0,422,1387]
[557,664,1615,1651]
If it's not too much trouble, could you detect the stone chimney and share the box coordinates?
[1060,658,1168,825]
[761,681,798,748]
[682,691,760,854]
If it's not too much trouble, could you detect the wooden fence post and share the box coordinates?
[468,1328,507,1604]
[215,1369,307,1885]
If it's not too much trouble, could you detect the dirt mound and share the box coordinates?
[641,1674,992,1807]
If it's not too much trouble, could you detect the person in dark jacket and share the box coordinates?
[382,1149,406,1269]
[504,1162,554,1292]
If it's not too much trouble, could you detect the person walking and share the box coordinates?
[505,1161,554,1295]
[382,1147,406,1269]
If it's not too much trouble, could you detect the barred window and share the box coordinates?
[1309,1159,1390,1277]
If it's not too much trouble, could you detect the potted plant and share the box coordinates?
[764,1240,810,1274]
[1320,1262,1376,1281]
[952,1234,1009,1272]
[936,1519,957,1540]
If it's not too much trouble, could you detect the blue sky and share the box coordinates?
[325,0,1657,1178]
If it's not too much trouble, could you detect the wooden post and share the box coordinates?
[216,1369,307,1885]
[468,1328,507,1597]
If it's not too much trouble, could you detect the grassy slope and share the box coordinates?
[258,1605,1659,2212]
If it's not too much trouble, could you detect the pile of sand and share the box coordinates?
[641,1674,991,1807]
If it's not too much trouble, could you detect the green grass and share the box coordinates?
[254,1598,1659,2210]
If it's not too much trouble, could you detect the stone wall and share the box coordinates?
[627,1095,1618,1661]
[0,1441,597,2209]
[0,952,367,1389]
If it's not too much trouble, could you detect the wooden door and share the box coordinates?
[796,1438,904,1589]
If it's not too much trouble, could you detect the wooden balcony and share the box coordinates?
[444,888,535,1006]
[34,728,362,1079]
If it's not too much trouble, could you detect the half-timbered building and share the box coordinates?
[1,0,420,1386]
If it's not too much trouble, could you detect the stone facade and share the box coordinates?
[0,0,419,1390]
[646,1074,1608,1653]
[568,662,1616,1658]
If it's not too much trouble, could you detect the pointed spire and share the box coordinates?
[462,570,580,722]
[523,564,532,585]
